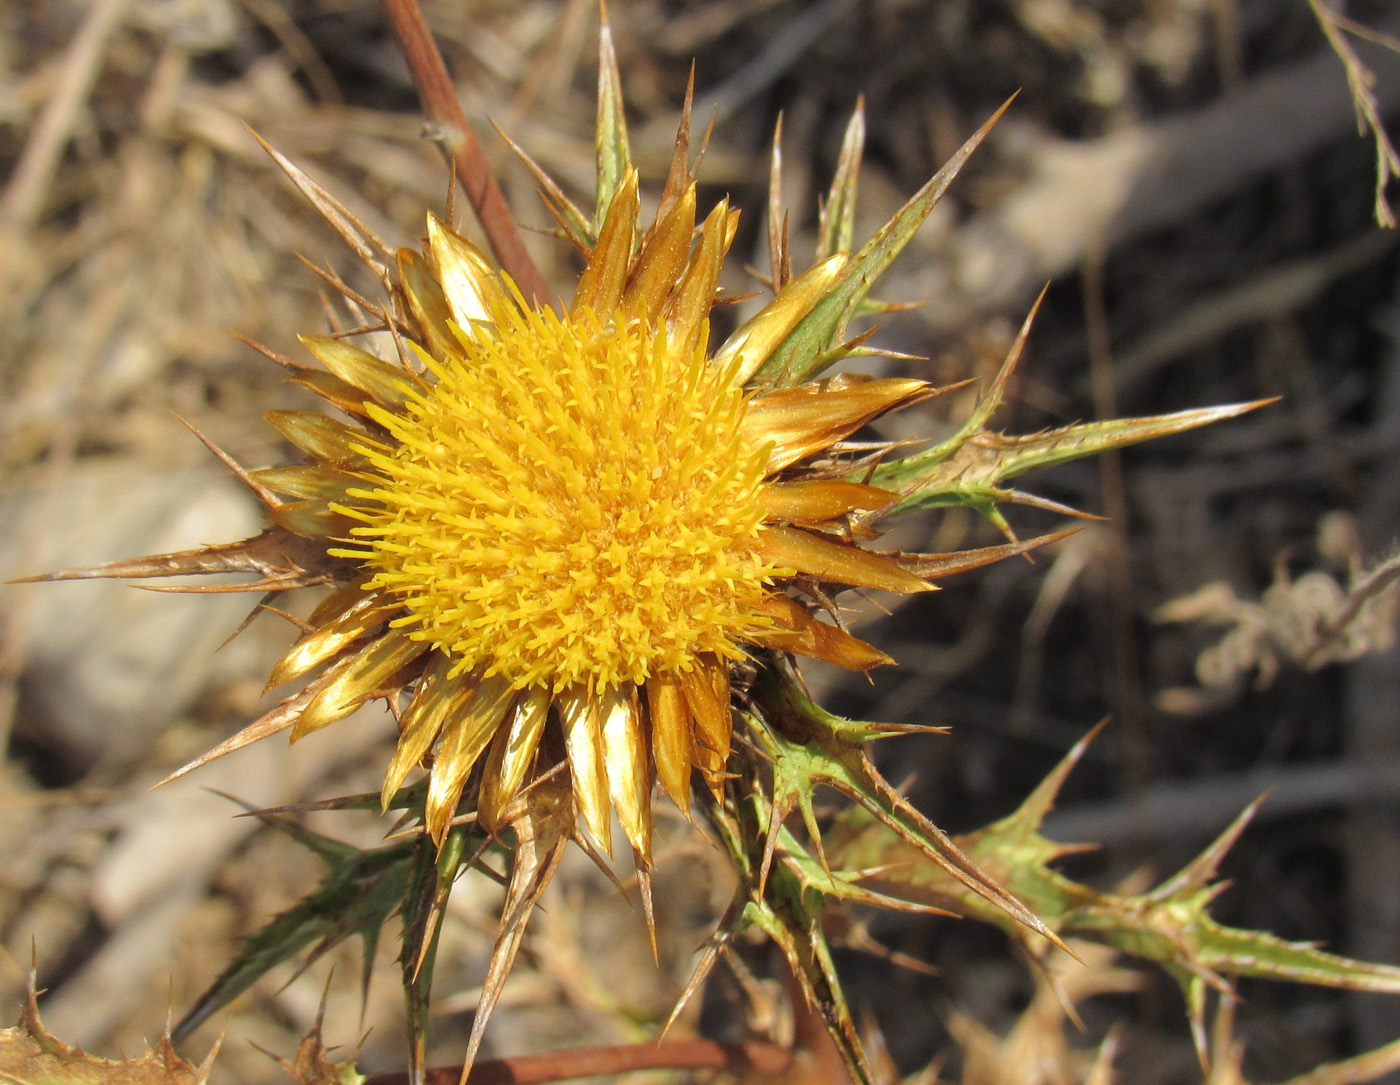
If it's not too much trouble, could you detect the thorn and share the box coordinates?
[635,853,658,964]
[216,591,282,650]
[230,331,301,370]
[757,797,785,898]
[296,255,390,320]
[173,414,281,509]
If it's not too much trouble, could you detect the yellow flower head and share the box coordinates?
[251,147,940,857]
[341,297,773,694]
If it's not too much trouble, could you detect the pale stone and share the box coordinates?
[1,459,263,771]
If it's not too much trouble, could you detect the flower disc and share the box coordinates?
[338,302,775,693]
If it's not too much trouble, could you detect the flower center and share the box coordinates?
[344,304,774,692]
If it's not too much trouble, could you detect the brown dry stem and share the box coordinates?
[363,1038,795,1084]
[380,0,550,304]
[1307,0,1400,226]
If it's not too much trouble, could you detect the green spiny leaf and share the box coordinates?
[918,288,1046,472]
[254,779,429,819]
[213,792,363,863]
[708,780,874,1085]
[824,725,1400,1054]
[823,724,1100,930]
[399,826,469,1082]
[855,284,1270,528]
[816,99,864,261]
[173,831,415,1042]
[1190,915,1400,994]
[753,98,1014,388]
[870,485,1095,535]
[1071,795,1400,996]
[744,872,871,1085]
[879,401,1271,504]
[776,823,954,917]
[750,661,1064,951]
[594,5,632,231]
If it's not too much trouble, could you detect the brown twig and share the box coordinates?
[1082,245,1150,841]
[1303,552,1400,669]
[363,1038,794,1085]
[380,0,551,305]
[1307,0,1400,227]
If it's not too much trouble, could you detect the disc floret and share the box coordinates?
[335,299,776,695]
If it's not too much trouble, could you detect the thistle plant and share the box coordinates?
[12,6,1400,1085]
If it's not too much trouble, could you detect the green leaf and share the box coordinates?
[1189,916,1400,993]
[879,401,1270,517]
[704,775,875,1085]
[173,821,416,1042]
[753,98,1013,388]
[854,287,1271,530]
[749,661,1064,951]
[906,288,1047,474]
[740,870,871,1085]
[870,484,1095,531]
[594,5,632,231]
[824,725,1400,1057]
[399,826,468,1082]
[776,823,953,918]
[815,99,864,261]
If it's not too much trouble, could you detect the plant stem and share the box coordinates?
[364,1038,793,1084]
[380,0,551,304]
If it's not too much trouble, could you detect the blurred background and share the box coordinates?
[2,0,1399,1081]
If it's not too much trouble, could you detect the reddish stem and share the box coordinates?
[380,0,551,305]
[364,1038,793,1084]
